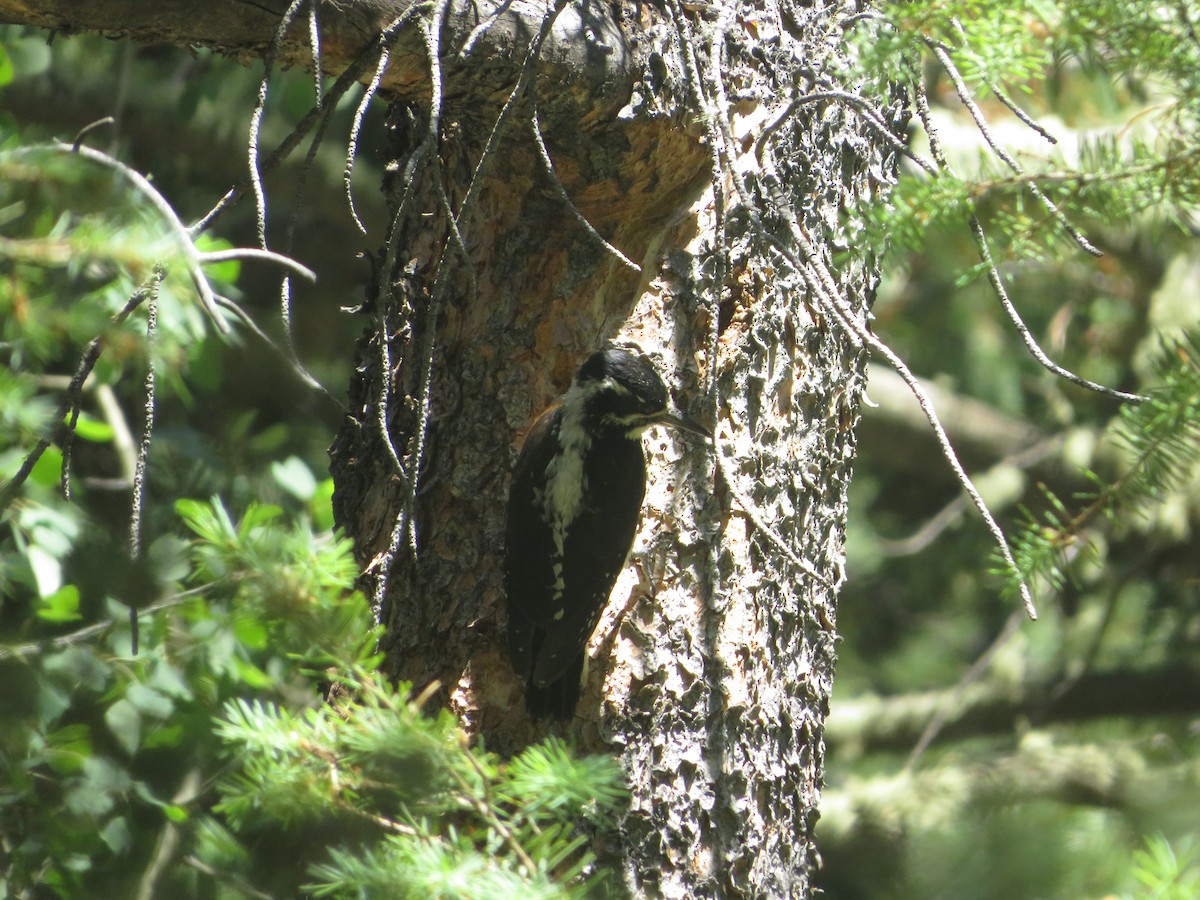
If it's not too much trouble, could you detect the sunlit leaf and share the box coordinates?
[105,699,142,756]
[36,582,80,621]
[272,455,318,501]
[68,411,115,443]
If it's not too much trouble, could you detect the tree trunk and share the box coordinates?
[326,0,894,894]
[1,0,896,894]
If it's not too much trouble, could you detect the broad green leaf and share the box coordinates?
[311,477,336,531]
[36,583,80,622]
[272,455,318,501]
[68,412,114,443]
[105,698,142,756]
[193,233,241,285]
[125,683,174,719]
[100,816,131,854]
[0,45,14,86]
[233,616,268,649]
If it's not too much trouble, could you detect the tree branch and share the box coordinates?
[0,0,630,98]
[820,741,1183,849]
[827,665,1200,756]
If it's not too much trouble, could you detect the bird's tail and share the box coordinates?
[525,654,585,720]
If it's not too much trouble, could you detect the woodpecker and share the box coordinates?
[504,346,710,719]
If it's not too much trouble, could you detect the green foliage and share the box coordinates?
[0,141,224,359]
[4,487,627,897]
[6,0,1197,895]
[0,493,377,894]
[847,0,1200,623]
[0,43,626,897]
[1055,2,1200,119]
[849,0,1054,95]
[850,0,1200,276]
[1125,835,1200,900]
[827,0,1200,897]
[217,683,626,898]
[1005,332,1200,596]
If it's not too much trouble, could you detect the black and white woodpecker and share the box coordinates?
[504,346,711,719]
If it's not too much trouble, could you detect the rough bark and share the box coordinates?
[324,0,894,892]
[0,0,624,98]
[4,0,896,895]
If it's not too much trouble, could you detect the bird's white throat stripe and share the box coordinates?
[542,377,623,531]
[551,555,566,612]
[544,438,587,535]
[541,376,634,612]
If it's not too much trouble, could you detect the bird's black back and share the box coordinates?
[504,403,647,718]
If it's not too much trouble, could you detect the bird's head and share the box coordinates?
[568,347,711,441]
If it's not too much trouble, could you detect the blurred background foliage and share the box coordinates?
[1,0,1199,896]
[824,1,1200,898]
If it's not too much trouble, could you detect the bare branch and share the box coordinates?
[94,383,138,487]
[126,271,162,655]
[6,142,229,330]
[529,106,641,272]
[0,586,210,661]
[912,88,1147,405]
[756,89,937,177]
[190,2,434,236]
[346,52,391,235]
[368,0,454,611]
[971,217,1145,403]
[196,248,317,281]
[249,0,309,253]
[458,0,518,58]
[212,296,342,408]
[949,17,1057,146]
[308,0,324,108]
[927,38,1101,256]
[992,84,1058,144]
[72,116,115,151]
[455,0,570,227]
[0,285,152,515]
[913,86,1146,404]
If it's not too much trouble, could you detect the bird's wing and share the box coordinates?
[530,434,645,687]
[504,406,562,682]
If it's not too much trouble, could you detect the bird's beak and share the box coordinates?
[654,408,712,442]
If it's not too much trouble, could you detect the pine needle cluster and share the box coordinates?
[1005,332,1200,595]
[216,678,627,898]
